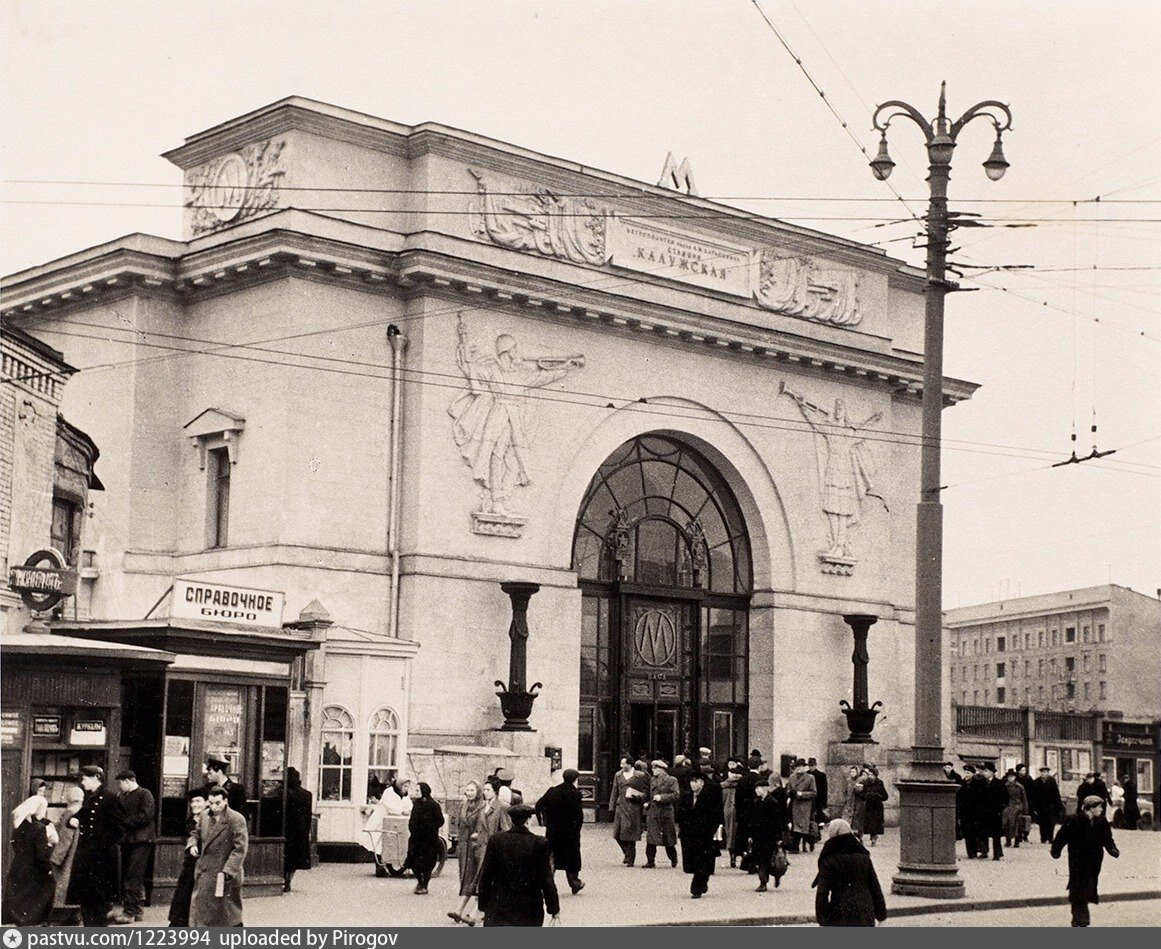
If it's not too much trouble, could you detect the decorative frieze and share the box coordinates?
[755,252,862,326]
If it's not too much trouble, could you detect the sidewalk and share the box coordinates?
[136,825,1161,927]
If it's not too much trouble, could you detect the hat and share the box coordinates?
[1082,795,1105,809]
[79,765,104,780]
[697,747,712,757]
[1038,765,1052,772]
[650,759,669,770]
[728,763,745,775]
[982,762,997,773]
[633,759,648,772]
[807,757,818,767]
[689,770,706,782]
[205,758,230,773]
[793,758,807,768]
[963,764,977,774]
[561,769,579,783]
[508,803,535,820]
[115,769,136,782]
[493,767,514,784]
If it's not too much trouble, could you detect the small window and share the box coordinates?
[1083,682,1090,701]
[962,691,967,705]
[1066,682,1075,701]
[984,689,990,704]
[1065,626,1076,644]
[1038,630,1045,648]
[1097,624,1105,642]
[319,705,354,803]
[367,708,400,804]
[207,446,231,548]
[997,636,1006,653]
[1051,629,1059,647]
[996,662,1005,679]
[1083,654,1090,672]
[1025,660,1031,676]
[950,667,956,683]
[973,690,979,704]
[1099,681,1107,699]
[1038,659,1045,676]
[51,496,82,565]
[1065,657,1075,673]
[1038,685,1045,702]
[997,687,1006,704]
[1024,633,1031,650]
[986,639,993,654]
[1082,625,1090,643]
[1099,654,1106,673]
[1023,687,1030,704]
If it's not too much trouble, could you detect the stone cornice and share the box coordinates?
[1,223,977,405]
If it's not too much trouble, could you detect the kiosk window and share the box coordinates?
[160,681,195,837]
[1139,760,1154,795]
[320,705,354,802]
[366,708,400,804]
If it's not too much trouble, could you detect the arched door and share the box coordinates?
[571,435,752,814]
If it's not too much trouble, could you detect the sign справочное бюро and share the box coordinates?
[172,577,285,627]
[606,217,753,297]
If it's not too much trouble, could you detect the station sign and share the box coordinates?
[173,577,285,627]
[9,548,77,611]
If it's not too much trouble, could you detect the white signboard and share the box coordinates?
[173,577,285,627]
[606,217,753,297]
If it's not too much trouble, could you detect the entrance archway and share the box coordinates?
[571,434,752,813]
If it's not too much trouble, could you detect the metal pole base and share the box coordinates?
[891,778,965,899]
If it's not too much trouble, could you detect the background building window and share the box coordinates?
[1083,654,1090,672]
[366,707,400,804]
[1083,682,1090,701]
[1082,625,1090,643]
[1065,626,1076,643]
[1066,682,1075,701]
[1038,630,1045,648]
[1098,624,1105,641]
[996,687,1006,704]
[50,495,82,565]
[997,636,1006,652]
[1099,681,1106,699]
[207,446,231,548]
[950,667,956,683]
[319,705,354,802]
[996,662,1005,679]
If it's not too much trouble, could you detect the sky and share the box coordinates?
[2,0,1158,608]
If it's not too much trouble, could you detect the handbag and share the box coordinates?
[772,847,790,878]
[808,820,821,842]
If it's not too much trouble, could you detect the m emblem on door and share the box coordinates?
[633,608,677,669]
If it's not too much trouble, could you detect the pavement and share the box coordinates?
[133,825,1161,927]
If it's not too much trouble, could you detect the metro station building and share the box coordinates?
[1,98,977,854]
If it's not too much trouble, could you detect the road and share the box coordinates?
[884,899,1161,927]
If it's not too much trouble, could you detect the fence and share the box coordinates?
[955,704,1100,743]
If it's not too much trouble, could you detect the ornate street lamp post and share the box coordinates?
[870,82,1012,898]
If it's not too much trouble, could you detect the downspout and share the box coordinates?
[386,324,407,639]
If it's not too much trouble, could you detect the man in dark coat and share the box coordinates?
[167,789,206,927]
[956,765,979,856]
[679,772,723,899]
[1075,772,1110,813]
[733,760,762,869]
[1014,764,1036,842]
[1121,775,1141,830]
[535,769,585,894]
[808,757,829,825]
[643,760,680,869]
[1051,795,1120,927]
[749,781,789,891]
[67,766,127,926]
[1033,765,1064,843]
[283,767,313,892]
[477,803,560,926]
[981,762,1006,859]
[204,758,248,824]
[115,769,155,922]
[813,820,887,927]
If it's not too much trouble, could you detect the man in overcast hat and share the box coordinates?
[477,803,560,926]
[534,769,585,895]
[643,760,680,869]
[981,762,1006,860]
[1034,764,1064,843]
[1052,795,1120,926]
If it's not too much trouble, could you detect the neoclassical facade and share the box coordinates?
[1,97,976,846]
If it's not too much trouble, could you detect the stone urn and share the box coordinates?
[494,681,543,732]
[839,700,883,744]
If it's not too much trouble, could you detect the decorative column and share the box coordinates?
[494,582,543,731]
[839,613,883,743]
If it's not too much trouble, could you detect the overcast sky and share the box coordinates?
[3,0,1158,608]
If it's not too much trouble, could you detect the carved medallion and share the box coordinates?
[186,138,286,236]
[755,251,862,326]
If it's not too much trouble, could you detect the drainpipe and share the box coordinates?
[386,324,407,639]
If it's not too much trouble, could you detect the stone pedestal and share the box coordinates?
[826,741,907,828]
[891,778,964,898]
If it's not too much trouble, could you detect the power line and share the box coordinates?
[8,316,1159,478]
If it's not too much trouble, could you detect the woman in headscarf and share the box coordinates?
[50,785,86,925]
[721,761,743,867]
[813,819,887,927]
[3,795,57,926]
[362,777,413,875]
[1002,769,1029,848]
[839,766,861,823]
[448,780,486,924]
[406,783,444,895]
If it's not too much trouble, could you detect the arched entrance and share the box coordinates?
[571,434,752,813]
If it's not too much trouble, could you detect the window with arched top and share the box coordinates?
[367,707,400,804]
[319,705,354,803]
[571,435,752,594]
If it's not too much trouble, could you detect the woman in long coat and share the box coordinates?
[50,786,85,924]
[3,795,57,926]
[859,766,889,844]
[1002,770,1029,847]
[609,758,648,865]
[450,782,509,926]
[644,761,680,867]
[813,819,887,927]
[679,774,724,899]
[406,783,444,895]
[720,763,743,866]
[786,761,817,852]
[839,766,860,823]
[283,767,313,891]
[749,780,789,891]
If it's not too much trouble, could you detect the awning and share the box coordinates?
[1,631,175,665]
[50,616,320,663]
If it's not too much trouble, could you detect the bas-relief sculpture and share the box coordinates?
[449,315,585,538]
[779,382,889,575]
[755,252,862,326]
[467,169,863,327]
[186,138,286,236]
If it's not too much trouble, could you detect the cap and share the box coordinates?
[79,765,104,780]
[793,758,808,768]
[508,803,536,819]
[493,768,514,784]
[1082,795,1104,809]
[633,759,648,772]
[206,758,230,773]
[561,769,579,783]
[982,762,997,773]
[728,763,745,775]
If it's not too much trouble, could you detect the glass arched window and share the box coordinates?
[366,707,400,804]
[571,435,752,593]
[319,705,354,803]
